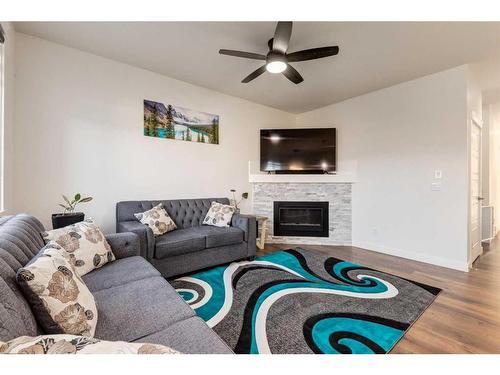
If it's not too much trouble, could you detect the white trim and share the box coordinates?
[352,241,469,272]
[469,115,483,265]
[471,111,483,128]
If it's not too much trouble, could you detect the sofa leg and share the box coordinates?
[247,256,256,261]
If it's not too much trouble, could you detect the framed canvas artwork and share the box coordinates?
[144,99,219,144]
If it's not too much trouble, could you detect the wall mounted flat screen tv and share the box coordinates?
[260,128,336,174]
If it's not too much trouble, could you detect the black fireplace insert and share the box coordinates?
[273,201,329,237]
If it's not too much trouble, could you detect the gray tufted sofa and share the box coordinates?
[0,214,232,353]
[116,198,257,278]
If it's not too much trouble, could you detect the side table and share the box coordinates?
[256,215,269,250]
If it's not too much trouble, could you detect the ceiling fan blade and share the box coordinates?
[219,49,266,60]
[272,21,293,53]
[287,46,339,62]
[282,64,304,84]
[242,65,267,83]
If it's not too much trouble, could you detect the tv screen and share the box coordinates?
[260,128,336,174]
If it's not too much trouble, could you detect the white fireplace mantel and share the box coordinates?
[248,173,356,183]
[248,161,357,184]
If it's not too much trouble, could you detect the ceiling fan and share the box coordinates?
[219,21,339,84]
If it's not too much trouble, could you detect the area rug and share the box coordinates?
[171,248,440,354]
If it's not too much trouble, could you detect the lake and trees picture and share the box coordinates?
[144,99,219,144]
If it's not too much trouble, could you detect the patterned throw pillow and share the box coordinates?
[16,245,98,337]
[41,220,115,277]
[0,334,179,354]
[134,203,177,236]
[202,201,235,227]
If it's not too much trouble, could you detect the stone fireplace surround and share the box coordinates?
[251,182,352,245]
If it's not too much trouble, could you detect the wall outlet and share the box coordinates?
[434,170,442,179]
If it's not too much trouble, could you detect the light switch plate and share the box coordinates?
[434,170,442,179]
[431,182,442,191]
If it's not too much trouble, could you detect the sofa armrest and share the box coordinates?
[231,214,256,257]
[105,232,140,259]
[116,220,154,259]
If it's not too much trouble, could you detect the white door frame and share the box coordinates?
[469,112,483,267]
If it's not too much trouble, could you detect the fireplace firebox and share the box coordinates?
[273,201,329,237]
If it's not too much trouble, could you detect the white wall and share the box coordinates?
[296,66,470,271]
[13,33,295,232]
[1,22,15,214]
[487,103,500,236]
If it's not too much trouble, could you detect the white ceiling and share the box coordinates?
[15,22,500,113]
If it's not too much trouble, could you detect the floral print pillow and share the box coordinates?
[41,220,115,276]
[0,334,179,354]
[16,245,98,337]
[134,203,177,236]
[202,201,235,228]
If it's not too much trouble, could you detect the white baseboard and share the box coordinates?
[266,237,351,246]
[469,245,483,268]
[351,241,469,272]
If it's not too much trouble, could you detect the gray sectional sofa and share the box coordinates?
[0,214,232,353]
[116,198,257,278]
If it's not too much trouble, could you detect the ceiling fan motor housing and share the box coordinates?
[266,51,287,65]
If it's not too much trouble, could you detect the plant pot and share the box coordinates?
[51,212,85,230]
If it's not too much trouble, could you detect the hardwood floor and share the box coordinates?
[259,238,500,353]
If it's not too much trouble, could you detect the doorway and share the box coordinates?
[470,115,483,265]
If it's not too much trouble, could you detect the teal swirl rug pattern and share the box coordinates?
[171,248,440,354]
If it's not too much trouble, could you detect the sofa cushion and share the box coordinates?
[0,261,39,341]
[93,276,195,342]
[195,226,244,248]
[154,228,206,259]
[82,256,160,292]
[0,214,46,342]
[134,316,233,354]
[152,242,248,279]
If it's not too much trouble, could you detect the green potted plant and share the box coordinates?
[230,189,248,214]
[52,193,93,229]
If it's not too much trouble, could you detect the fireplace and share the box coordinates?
[273,201,329,237]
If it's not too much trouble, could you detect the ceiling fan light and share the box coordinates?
[266,61,287,73]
